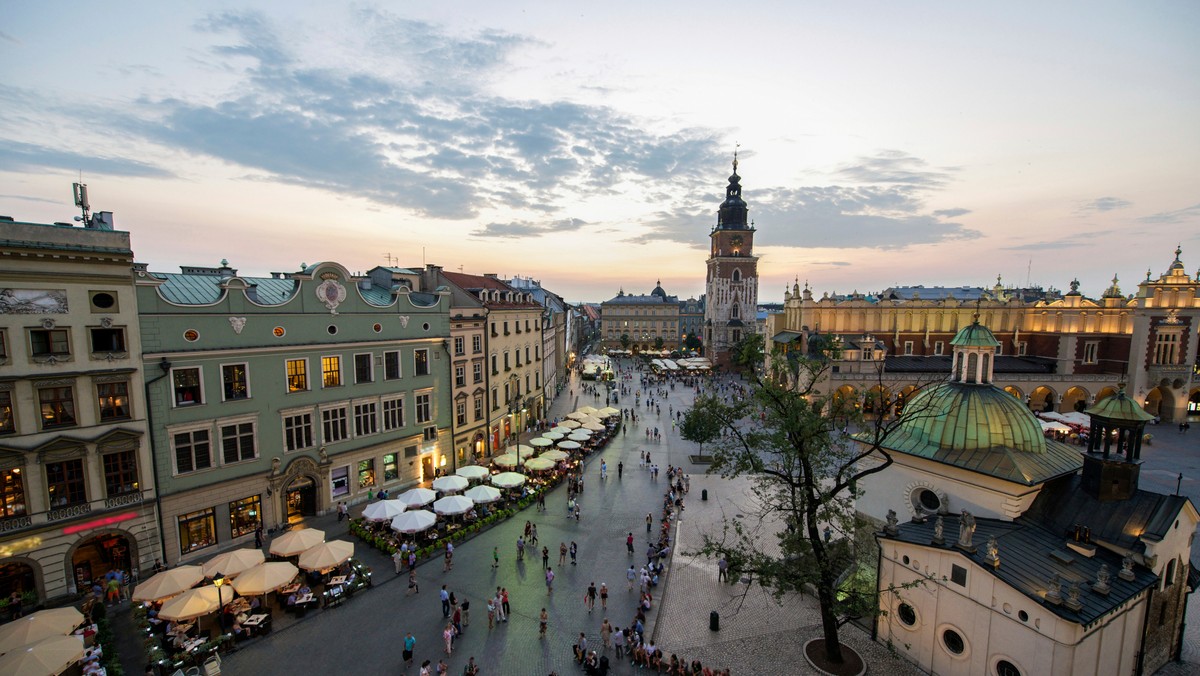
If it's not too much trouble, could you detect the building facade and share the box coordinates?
[1,218,162,602]
[704,157,760,368]
[505,276,568,406]
[136,260,452,564]
[599,284,680,352]
[765,248,1200,422]
[678,295,705,351]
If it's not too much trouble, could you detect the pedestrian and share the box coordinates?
[646,513,653,533]
[626,532,634,555]
[717,556,728,583]
[570,541,578,565]
[492,546,499,569]
[461,599,470,627]
[531,524,539,545]
[443,623,454,655]
[583,582,596,611]
[254,524,263,548]
[444,541,454,571]
[539,607,548,637]
[493,588,506,622]
[542,545,550,570]
[618,461,623,479]
[407,569,419,595]
[408,549,417,572]
[614,626,626,658]
[545,567,555,593]
[463,657,480,676]
[627,565,637,591]
[487,597,496,629]
[501,587,510,620]
[452,604,462,636]
[336,501,344,522]
[440,585,450,617]
[599,582,608,610]
[419,660,431,676]
[600,618,612,650]
[403,632,415,669]
[559,541,567,565]
[392,548,405,575]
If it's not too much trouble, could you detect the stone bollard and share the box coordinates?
[702,489,708,501]
[709,610,720,631]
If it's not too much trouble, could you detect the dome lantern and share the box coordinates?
[949,319,1000,385]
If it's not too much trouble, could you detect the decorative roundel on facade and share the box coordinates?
[373,323,383,333]
[327,325,338,335]
[183,329,199,342]
[273,326,286,338]
[994,658,1023,676]
[897,602,918,627]
[939,626,968,657]
[422,322,430,331]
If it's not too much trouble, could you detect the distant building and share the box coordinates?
[505,276,569,404]
[0,217,162,601]
[704,156,760,368]
[678,296,705,351]
[600,283,680,352]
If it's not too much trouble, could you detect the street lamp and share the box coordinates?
[212,572,227,636]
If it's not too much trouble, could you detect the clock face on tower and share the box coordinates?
[731,235,743,247]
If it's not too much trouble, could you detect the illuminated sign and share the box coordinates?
[61,512,138,535]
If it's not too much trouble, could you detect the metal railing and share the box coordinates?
[0,488,152,535]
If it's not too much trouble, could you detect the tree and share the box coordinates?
[654,336,665,350]
[683,334,702,352]
[683,333,935,668]
[679,403,724,457]
[620,334,631,351]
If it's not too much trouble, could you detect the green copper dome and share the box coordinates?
[1085,388,1154,423]
[950,321,1000,348]
[878,382,1083,485]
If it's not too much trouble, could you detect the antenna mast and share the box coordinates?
[72,182,91,225]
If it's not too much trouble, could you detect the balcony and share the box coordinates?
[0,489,150,536]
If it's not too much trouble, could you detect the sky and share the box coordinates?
[2,1,1198,303]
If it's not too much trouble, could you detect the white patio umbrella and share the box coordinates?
[230,562,299,596]
[132,565,205,602]
[549,427,572,435]
[157,585,236,622]
[539,449,568,462]
[361,499,406,522]
[432,475,469,493]
[524,457,555,471]
[512,444,537,461]
[391,510,437,534]
[463,485,502,503]
[202,548,265,579]
[557,440,582,450]
[0,635,84,675]
[569,428,593,437]
[599,407,620,417]
[492,454,522,468]
[582,422,606,432]
[269,528,326,557]
[566,411,591,421]
[298,540,355,571]
[0,608,84,655]
[529,437,553,447]
[577,406,598,414]
[433,495,474,516]
[543,431,565,440]
[397,487,437,508]
[490,472,526,489]
[559,420,581,429]
[456,465,490,481]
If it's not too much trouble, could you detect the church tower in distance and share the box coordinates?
[704,152,759,369]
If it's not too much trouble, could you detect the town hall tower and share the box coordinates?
[704,154,760,368]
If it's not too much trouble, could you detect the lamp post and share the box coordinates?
[212,572,227,636]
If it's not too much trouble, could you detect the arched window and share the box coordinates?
[731,305,740,319]
[981,353,992,384]
[732,269,742,282]
[965,353,979,383]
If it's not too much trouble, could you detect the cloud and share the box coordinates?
[1077,196,1132,214]
[933,207,971,218]
[0,139,173,178]
[471,218,588,239]
[998,232,1113,252]
[0,30,19,45]
[1137,203,1200,224]
[0,193,62,205]
[836,150,954,188]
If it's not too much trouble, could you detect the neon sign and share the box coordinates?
[61,512,138,535]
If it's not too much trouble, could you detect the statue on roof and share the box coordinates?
[957,510,976,549]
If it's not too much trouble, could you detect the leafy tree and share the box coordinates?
[679,401,724,457]
[683,334,703,352]
[654,336,665,350]
[620,334,631,351]
[683,333,935,667]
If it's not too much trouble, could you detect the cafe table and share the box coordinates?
[328,575,347,586]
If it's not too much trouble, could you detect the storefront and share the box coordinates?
[71,531,134,593]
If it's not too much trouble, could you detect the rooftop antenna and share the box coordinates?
[1026,258,1032,288]
[72,180,91,225]
[383,252,397,266]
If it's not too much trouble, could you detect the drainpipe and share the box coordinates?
[144,357,171,567]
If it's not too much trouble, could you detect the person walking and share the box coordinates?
[626,532,634,555]
[501,588,510,621]
[403,632,416,670]
[559,541,567,566]
[613,626,626,659]
[600,618,612,650]
[407,569,419,595]
[493,588,506,623]
[545,567,555,593]
[443,541,454,571]
[584,582,597,612]
[486,597,496,629]
[254,524,263,549]
[440,585,450,617]
[627,565,637,591]
[570,541,578,565]
[618,461,623,479]
[718,555,728,583]
[539,607,548,638]
[393,548,404,575]
[442,623,454,655]
[530,524,539,545]
[646,513,653,533]
[599,582,608,610]
[492,546,499,569]
[452,604,463,636]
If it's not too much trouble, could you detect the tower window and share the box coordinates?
[732,269,741,282]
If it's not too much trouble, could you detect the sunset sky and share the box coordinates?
[2,2,1197,302]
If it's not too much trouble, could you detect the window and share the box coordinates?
[38,385,77,428]
[0,330,8,361]
[525,347,531,363]
[503,321,509,335]
[172,367,203,406]
[474,395,483,421]
[322,356,342,387]
[46,458,86,507]
[1,468,26,517]
[30,328,70,357]
[354,401,377,437]
[491,388,498,410]
[1165,558,1178,588]
[491,355,498,374]
[0,392,13,434]
[89,327,126,353]
[414,349,430,376]
[286,359,308,392]
[1017,341,1028,356]
[950,564,967,586]
[174,428,212,474]
[404,444,418,459]
[913,488,941,513]
[453,365,466,388]
[220,421,257,464]
[382,397,404,431]
[103,450,139,497]
[933,341,944,356]
[504,352,510,370]
[941,628,965,655]
[903,341,914,356]
[423,426,437,442]
[222,364,249,400]
[330,466,349,497]
[1154,331,1180,365]
[322,406,348,443]
[358,459,375,489]
[472,335,482,353]
[454,336,465,355]
[897,602,917,627]
[995,660,1022,676]
[473,363,483,384]
[535,345,540,360]
[229,496,261,538]
[97,382,130,421]
[89,290,118,311]
[384,351,401,380]
[456,401,467,426]
[283,412,313,452]
[1083,341,1098,365]
[383,453,399,481]
[415,392,432,424]
[178,508,217,555]
[354,354,373,384]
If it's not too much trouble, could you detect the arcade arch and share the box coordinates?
[1062,386,1090,412]
[1029,386,1057,413]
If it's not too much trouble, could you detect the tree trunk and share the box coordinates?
[804,478,845,664]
